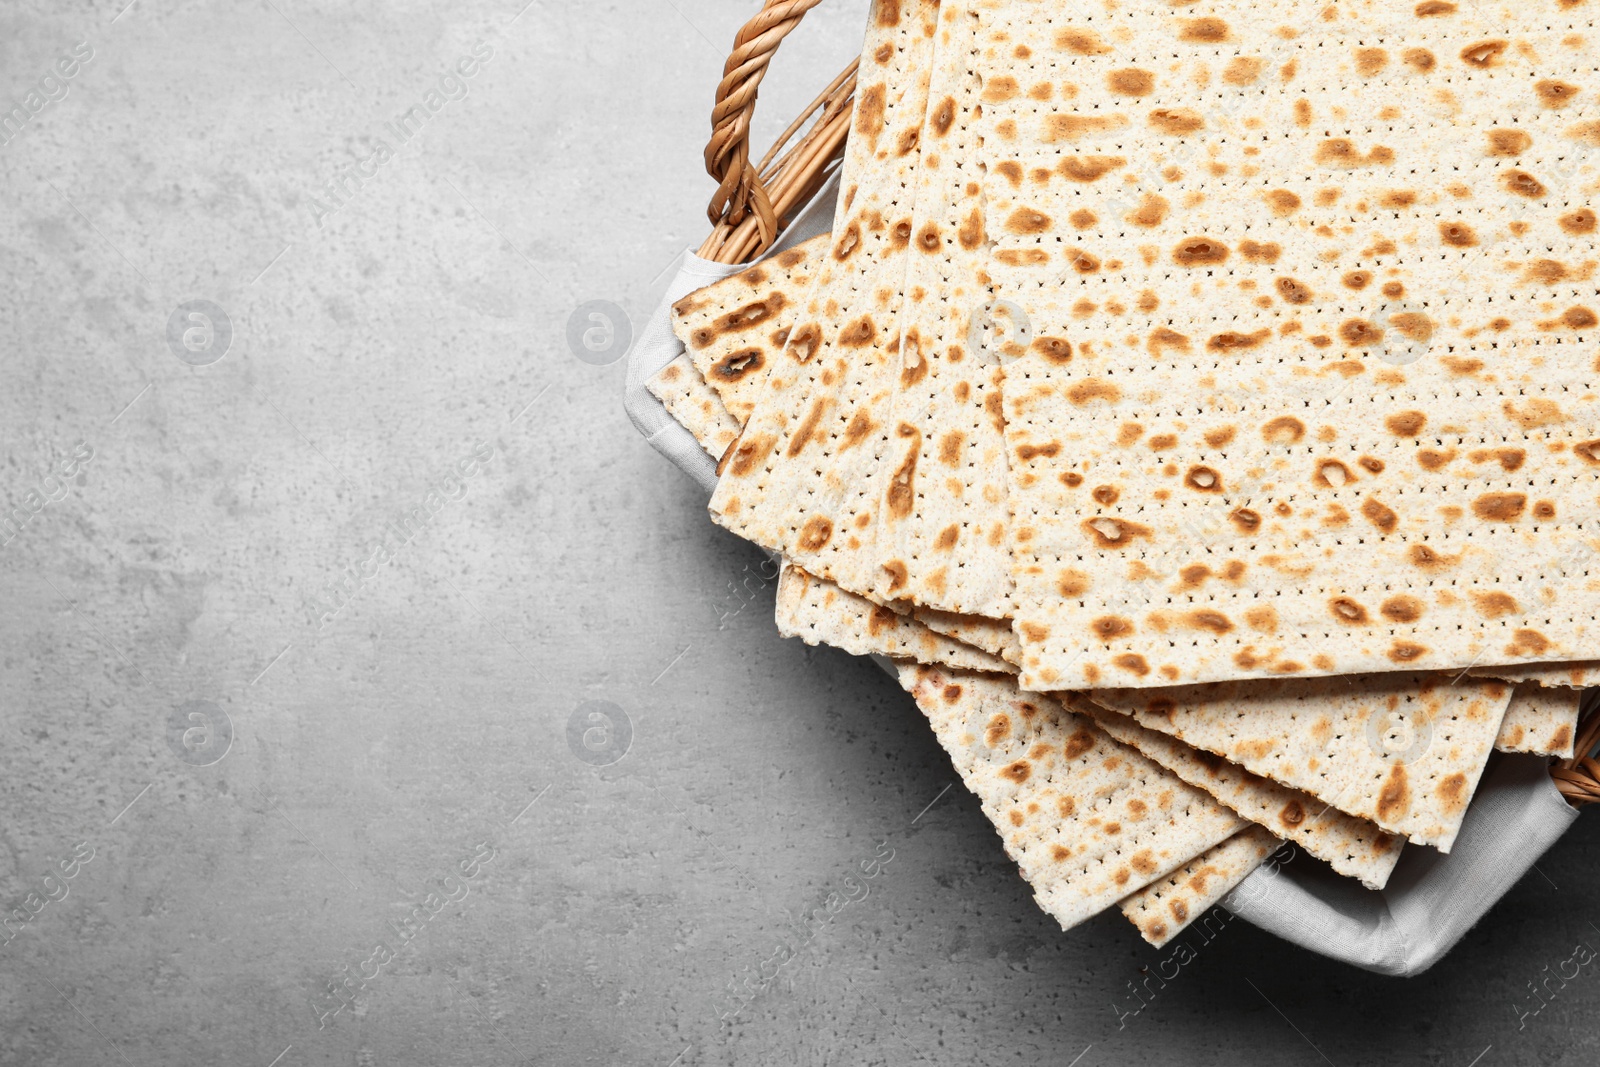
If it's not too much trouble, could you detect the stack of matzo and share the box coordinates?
[652,0,1597,946]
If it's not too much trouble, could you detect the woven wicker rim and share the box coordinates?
[1552,690,1600,807]
[693,1,1600,809]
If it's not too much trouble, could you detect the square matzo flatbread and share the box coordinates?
[898,663,1245,930]
[1079,697,1405,889]
[973,0,1600,689]
[775,561,1011,672]
[1088,673,1513,850]
[1495,680,1582,757]
[1471,660,1600,689]
[874,0,1017,618]
[914,607,1023,665]
[647,353,741,459]
[711,0,941,601]
[671,233,830,426]
[1118,823,1280,948]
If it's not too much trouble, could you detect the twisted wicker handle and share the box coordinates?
[702,0,851,263]
[705,0,827,239]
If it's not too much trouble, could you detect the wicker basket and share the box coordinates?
[691,0,1600,807]
[1553,689,1600,807]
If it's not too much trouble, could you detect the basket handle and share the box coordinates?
[703,0,834,261]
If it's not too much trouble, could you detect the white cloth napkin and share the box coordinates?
[621,179,1585,975]
[623,250,739,492]
[1223,751,1578,975]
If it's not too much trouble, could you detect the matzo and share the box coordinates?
[773,563,1022,670]
[670,233,830,425]
[710,0,940,601]
[1119,824,1279,948]
[898,662,1245,931]
[776,561,1011,672]
[971,0,1600,689]
[647,353,741,459]
[1471,660,1600,689]
[1089,673,1513,850]
[1080,697,1405,889]
[1495,681,1582,758]
[914,607,1024,665]
[874,0,1017,617]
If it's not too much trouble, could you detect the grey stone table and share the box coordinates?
[1,2,1596,1064]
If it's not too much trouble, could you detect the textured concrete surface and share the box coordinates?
[1,2,1598,1065]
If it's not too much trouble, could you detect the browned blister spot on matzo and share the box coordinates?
[1126,193,1170,228]
[785,396,830,458]
[1417,448,1455,471]
[797,516,833,553]
[1067,378,1122,405]
[1473,590,1520,618]
[1092,615,1136,639]
[1330,597,1370,625]
[1056,27,1110,55]
[982,75,1020,103]
[855,83,887,149]
[886,425,921,519]
[1537,80,1581,108]
[1315,138,1395,167]
[1208,329,1270,351]
[1265,189,1302,215]
[1149,108,1204,135]
[1459,39,1508,68]
[1473,493,1526,522]
[1261,415,1305,443]
[1377,764,1411,823]
[1507,629,1552,657]
[1238,241,1281,263]
[1385,410,1427,437]
[1057,155,1127,182]
[1361,498,1400,533]
[1005,208,1051,234]
[1568,121,1600,147]
[1045,115,1130,141]
[1185,610,1234,634]
[1389,641,1428,663]
[787,323,820,363]
[710,347,765,384]
[937,430,964,467]
[1275,276,1313,304]
[1503,169,1547,198]
[1173,236,1229,266]
[1382,595,1425,623]
[1355,48,1388,77]
[1178,17,1231,43]
[1083,517,1153,549]
[1108,68,1155,96]
[1487,128,1532,156]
